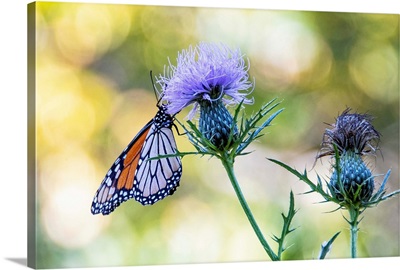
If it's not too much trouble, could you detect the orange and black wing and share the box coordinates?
[91,104,182,215]
[133,123,182,205]
[91,120,153,215]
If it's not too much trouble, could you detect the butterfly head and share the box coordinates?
[155,104,174,129]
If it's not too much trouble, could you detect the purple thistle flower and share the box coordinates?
[157,42,254,149]
[157,42,254,118]
[317,108,380,159]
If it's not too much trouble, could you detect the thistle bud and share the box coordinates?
[318,109,380,206]
[328,151,374,203]
[199,98,238,149]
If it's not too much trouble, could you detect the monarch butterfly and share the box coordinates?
[91,101,182,215]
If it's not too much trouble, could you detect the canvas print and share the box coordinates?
[28,1,400,269]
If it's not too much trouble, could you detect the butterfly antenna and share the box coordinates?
[149,70,164,106]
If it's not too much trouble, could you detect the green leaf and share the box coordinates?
[268,158,341,205]
[235,103,283,155]
[275,191,298,259]
[318,231,341,259]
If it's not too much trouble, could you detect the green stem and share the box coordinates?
[349,207,360,258]
[220,153,279,261]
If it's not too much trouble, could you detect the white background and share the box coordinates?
[1,0,399,269]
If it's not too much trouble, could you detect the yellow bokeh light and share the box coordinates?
[36,60,116,151]
[41,182,110,249]
[42,3,132,66]
[39,146,111,249]
[349,43,398,103]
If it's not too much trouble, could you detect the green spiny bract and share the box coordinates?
[199,98,238,150]
[328,151,374,205]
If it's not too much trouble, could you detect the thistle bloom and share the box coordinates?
[317,109,380,205]
[270,108,399,259]
[157,42,254,149]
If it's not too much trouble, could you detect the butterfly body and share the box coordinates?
[91,104,182,215]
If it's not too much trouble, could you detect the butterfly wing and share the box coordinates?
[91,120,152,215]
[91,105,182,215]
[133,123,182,205]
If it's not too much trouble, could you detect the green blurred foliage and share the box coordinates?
[32,2,399,268]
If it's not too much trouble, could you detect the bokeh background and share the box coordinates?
[31,2,399,268]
